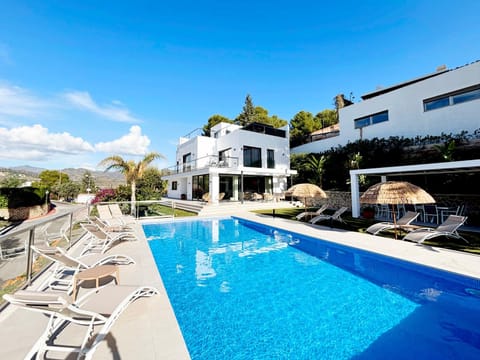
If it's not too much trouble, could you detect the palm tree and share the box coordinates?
[99,152,164,216]
[305,154,327,187]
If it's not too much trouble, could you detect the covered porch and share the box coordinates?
[349,159,480,218]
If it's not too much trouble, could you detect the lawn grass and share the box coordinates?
[252,207,480,255]
[146,204,196,218]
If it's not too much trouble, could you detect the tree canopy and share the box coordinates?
[35,170,70,190]
[202,114,234,136]
[98,152,165,215]
[235,94,256,126]
[289,111,319,147]
[254,106,288,128]
[0,174,23,188]
[200,94,338,144]
[314,109,338,129]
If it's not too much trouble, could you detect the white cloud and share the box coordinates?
[0,84,50,118]
[63,91,142,123]
[95,125,151,155]
[0,124,94,161]
[0,123,152,165]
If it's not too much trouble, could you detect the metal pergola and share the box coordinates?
[349,159,480,217]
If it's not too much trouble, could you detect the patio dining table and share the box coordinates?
[437,206,460,223]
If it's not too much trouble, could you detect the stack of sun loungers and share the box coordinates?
[3,205,159,359]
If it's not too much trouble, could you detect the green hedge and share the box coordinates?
[0,194,7,208]
[292,132,480,192]
[0,187,46,208]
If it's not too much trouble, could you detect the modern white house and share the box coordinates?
[163,122,296,204]
[292,60,480,154]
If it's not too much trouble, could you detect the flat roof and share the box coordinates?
[350,159,480,177]
[361,70,447,100]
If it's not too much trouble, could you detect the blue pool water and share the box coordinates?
[144,218,480,360]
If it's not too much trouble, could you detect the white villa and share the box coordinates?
[292,60,480,154]
[163,122,296,204]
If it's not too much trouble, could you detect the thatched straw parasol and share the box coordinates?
[360,181,435,238]
[285,183,328,213]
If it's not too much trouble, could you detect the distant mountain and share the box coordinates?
[2,166,125,188]
[61,168,125,188]
[7,165,45,176]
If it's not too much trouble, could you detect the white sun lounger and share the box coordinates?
[32,245,135,292]
[310,207,348,225]
[366,211,420,235]
[108,203,136,224]
[403,215,468,244]
[80,223,137,256]
[96,204,128,227]
[296,204,329,221]
[3,284,159,360]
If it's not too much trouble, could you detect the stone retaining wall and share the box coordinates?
[0,204,49,221]
[309,191,479,223]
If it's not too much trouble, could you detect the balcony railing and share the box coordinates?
[165,155,239,175]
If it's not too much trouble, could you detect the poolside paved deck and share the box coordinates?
[1,211,480,359]
[0,222,190,360]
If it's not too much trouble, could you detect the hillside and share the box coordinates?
[0,166,125,188]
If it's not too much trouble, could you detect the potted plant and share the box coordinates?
[361,206,375,219]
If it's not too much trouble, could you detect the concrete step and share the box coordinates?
[161,198,296,216]
[198,201,296,216]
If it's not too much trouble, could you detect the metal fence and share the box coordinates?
[94,199,201,218]
[0,206,87,308]
[0,199,199,308]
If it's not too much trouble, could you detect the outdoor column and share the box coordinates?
[233,176,239,201]
[240,170,244,204]
[350,171,360,217]
[210,173,220,204]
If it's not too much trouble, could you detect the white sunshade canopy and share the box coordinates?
[349,159,480,217]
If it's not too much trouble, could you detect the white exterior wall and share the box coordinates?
[216,128,291,171]
[211,122,242,137]
[164,122,294,201]
[175,136,216,168]
[292,61,480,154]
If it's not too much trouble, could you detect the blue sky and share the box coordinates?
[0,1,479,170]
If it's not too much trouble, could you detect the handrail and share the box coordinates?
[163,154,239,175]
[0,208,81,240]
[0,205,87,309]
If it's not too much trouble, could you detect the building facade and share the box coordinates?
[292,61,480,154]
[163,122,296,203]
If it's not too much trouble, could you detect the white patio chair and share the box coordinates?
[3,284,158,360]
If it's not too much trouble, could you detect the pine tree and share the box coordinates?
[235,94,256,126]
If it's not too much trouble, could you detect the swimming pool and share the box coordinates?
[144,217,480,360]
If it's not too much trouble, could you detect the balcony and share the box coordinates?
[165,155,240,175]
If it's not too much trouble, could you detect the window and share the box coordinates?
[218,148,231,167]
[267,149,275,168]
[354,110,389,129]
[424,84,480,111]
[243,146,262,167]
[182,153,191,172]
[452,87,480,105]
[192,175,209,199]
[424,97,449,111]
[172,181,177,190]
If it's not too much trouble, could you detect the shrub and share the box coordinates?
[0,194,7,208]
[0,187,46,208]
